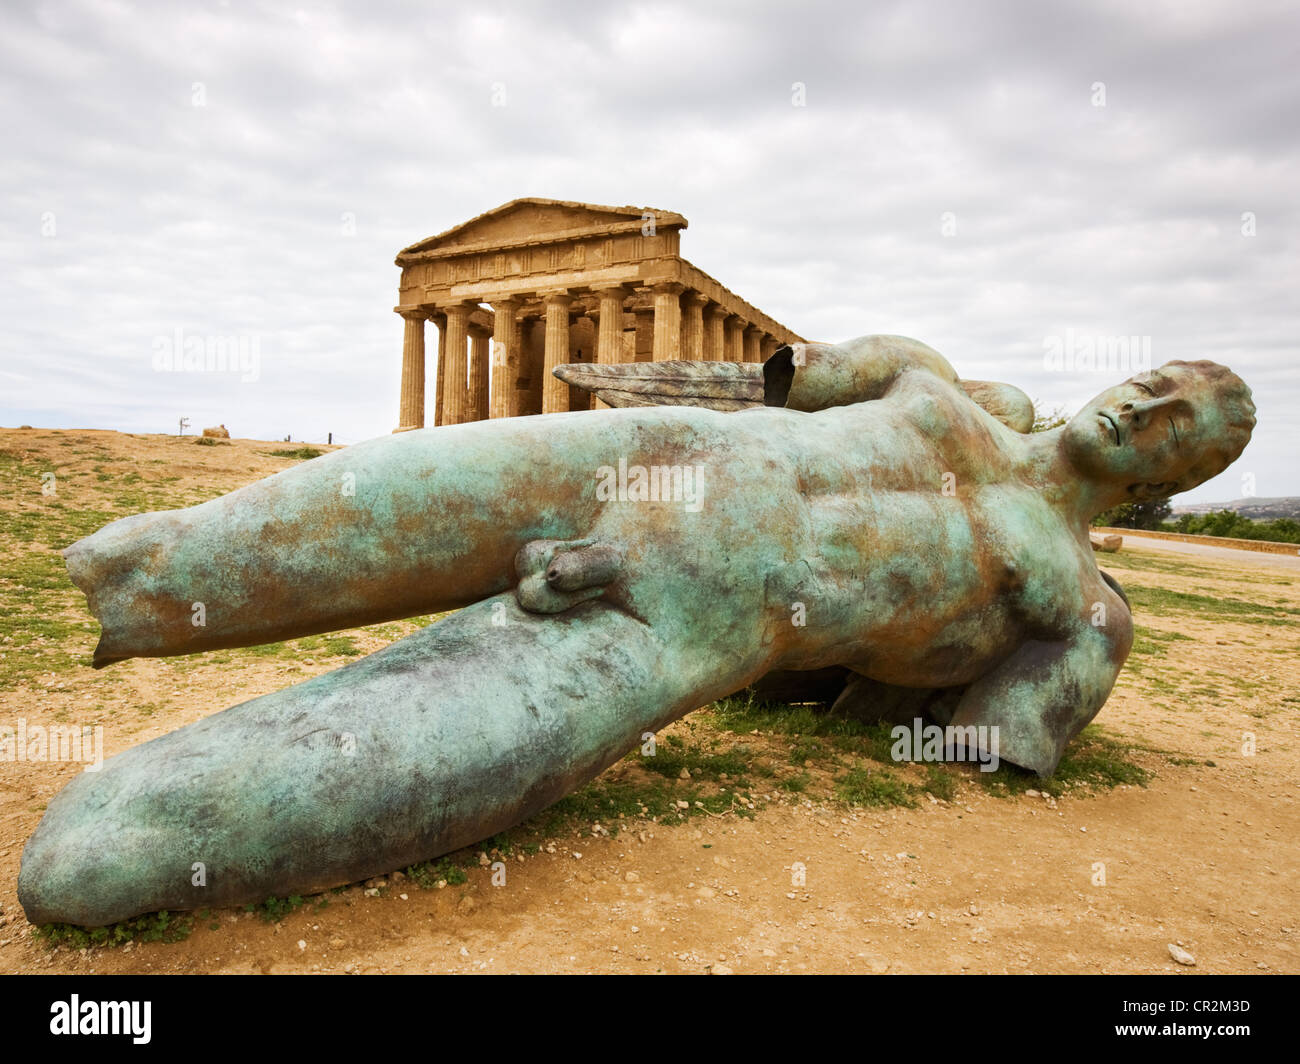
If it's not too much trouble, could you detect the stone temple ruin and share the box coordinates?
[392,198,803,430]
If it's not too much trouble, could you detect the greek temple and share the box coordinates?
[393,198,804,430]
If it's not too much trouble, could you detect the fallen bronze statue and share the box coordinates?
[19,335,1255,926]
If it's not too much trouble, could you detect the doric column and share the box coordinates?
[703,304,727,362]
[428,311,447,426]
[651,282,685,362]
[395,306,427,432]
[725,315,746,362]
[681,291,707,361]
[468,324,491,422]
[594,284,628,365]
[760,335,780,362]
[440,302,472,426]
[743,324,762,363]
[541,290,573,414]
[489,296,521,419]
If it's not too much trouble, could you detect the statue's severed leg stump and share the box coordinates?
[19,593,728,927]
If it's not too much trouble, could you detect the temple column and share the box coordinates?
[594,285,628,365]
[682,291,707,361]
[651,282,684,361]
[489,296,521,419]
[725,315,746,362]
[468,324,491,422]
[743,324,762,363]
[395,306,428,432]
[428,311,447,426]
[440,302,472,426]
[760,335,780,362]
[703,304,727,362]
[541,290,573,414]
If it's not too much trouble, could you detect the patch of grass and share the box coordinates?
[36,910,195,950]
[709,694,883,740]
[835,765,918,808]
[245,894,306,922]
[405,856,469,888]
[789,737,826,767]
[265,447,324,460]
[1130,624,1194,658]
[536,776,678,833]
[1122,583,1300,624]
[975,727,1150,797]
[321,635,364,657]
[921,764,959,801]
[636,734,751,784]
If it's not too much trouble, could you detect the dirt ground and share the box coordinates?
[0,427,1296,974]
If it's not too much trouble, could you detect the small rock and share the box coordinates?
[329,937,345,949]
[679,767,691,780]
[711,963,733,975]
[1025,789,1040,798]
[572,851,583,859]
[1168,943,1196,966]
[297,940,307,951]
[625,871,640,883]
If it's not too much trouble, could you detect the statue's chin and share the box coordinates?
[1061,418,1110,478]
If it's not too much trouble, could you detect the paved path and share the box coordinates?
[1116,531,1300,571]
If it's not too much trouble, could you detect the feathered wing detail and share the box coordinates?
[553,360,765,411]
[555,358,1036,432]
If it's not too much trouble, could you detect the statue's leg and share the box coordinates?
[20,588,758,927]
[66,416,608,665]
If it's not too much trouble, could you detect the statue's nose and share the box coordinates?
[1117,397,1164,429]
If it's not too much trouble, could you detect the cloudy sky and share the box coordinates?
[3,0,1296,502]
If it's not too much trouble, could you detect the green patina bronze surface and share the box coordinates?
[19,335,1256,926]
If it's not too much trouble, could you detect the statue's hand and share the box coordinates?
[515,538,624,614]
[764,335,959,411]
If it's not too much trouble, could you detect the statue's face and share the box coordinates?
[1062,364,1223,496]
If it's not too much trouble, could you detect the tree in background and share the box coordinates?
[1092,498,1173,530]
[1030,402,1069,433]
[1171,510,1300,544]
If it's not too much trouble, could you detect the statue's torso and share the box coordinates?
[749,373,1106,685]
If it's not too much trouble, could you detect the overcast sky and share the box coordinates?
[3,0,1296,503]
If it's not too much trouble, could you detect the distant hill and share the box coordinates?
[1171,497,1300,520]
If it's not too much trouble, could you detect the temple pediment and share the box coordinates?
[397,198,687,263]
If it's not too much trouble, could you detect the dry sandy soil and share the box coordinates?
[0,427,1296,975]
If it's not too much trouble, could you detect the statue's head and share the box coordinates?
[1062,360,1255,506]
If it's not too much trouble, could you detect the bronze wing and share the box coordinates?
[555,356,1035,432]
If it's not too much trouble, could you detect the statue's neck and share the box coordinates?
[1015,429,1122,530]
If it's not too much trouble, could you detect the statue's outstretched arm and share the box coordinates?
[944,606,1133,776]
[556,334,1034,431]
